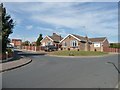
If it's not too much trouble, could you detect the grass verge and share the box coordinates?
[50,50,108,56]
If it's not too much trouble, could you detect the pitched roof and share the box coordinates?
[12,39,22,41]
[71,34,87,41]
[60,34,91,43]
[89,37,106,42]
[48,33,63,42]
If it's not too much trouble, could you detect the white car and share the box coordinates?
[7,44,14,52]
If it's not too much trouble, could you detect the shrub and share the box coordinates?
[6,48,13,57]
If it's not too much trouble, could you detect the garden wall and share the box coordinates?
[103,47,120,53]
[22,46,44,51]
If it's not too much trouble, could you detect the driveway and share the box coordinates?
[2,50,118,88]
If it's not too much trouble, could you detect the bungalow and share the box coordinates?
[41,33,63,48]
[89,37,109,52]
[60,34,109,52]
[60,34,92,51]
[41,33,109,52]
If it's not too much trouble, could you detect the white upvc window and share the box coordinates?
[94,42,100,47]
[70,40,78,47]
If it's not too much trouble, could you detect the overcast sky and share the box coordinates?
[4,2,118,43]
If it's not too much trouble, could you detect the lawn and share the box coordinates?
[50,50,108,56]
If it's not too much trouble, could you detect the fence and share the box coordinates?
[103,47,120,53]
[22,46,44,51]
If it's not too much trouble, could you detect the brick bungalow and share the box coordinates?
[41,33,63,48]
[40,33,109,52]
[89,37,109,52]
[60,34,109,52]
[60,34,92,51]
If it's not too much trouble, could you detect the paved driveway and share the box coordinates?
[2,51,118,88]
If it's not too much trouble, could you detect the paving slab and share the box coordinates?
[0,57,32,72]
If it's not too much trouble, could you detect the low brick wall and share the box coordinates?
[0,53,13,60]
[0,54,6,60]
[103,47,120,53]
[22,46,44,51]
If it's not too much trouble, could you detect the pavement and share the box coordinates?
[0,53,32,73]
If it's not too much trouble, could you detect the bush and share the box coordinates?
[6,48,13,53]
[109,43,120,48]
[6,48,13,57]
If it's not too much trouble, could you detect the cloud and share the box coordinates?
[1,0,119,2]
[29,2,118,37]
[26,25,33,30]
[5,2,118,42]
[35,26,68,37]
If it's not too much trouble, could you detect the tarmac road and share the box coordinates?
[2,50,119,88]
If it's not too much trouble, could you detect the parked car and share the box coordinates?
[7,44,14,52]
[44,45,58,52]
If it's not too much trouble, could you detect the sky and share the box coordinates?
[3,2,118,43]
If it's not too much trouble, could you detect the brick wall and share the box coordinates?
[22,46,44,51]
[103,47,120,53]
[0,53,13,60]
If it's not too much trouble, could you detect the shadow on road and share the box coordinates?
[18,53,47,56]
[15,50,47,57]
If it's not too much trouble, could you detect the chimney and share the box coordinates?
[53,33,57,36]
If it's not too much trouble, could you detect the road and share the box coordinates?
[2,50,118,88]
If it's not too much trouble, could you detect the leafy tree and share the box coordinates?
[36,34,43,46]
[109,43,120,48]
[22,40,30,46]
[1,3,14,53]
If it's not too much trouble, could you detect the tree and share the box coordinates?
[109,43,120,48]
[1,3,14,53]
[36,34,43,46]
[22,40,30,46]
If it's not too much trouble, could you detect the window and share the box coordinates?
[63,41,67,46]
[47,41,52,45]
[94,43,100,47]
[70,40,78,47]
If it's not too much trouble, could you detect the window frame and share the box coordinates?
[70,40,78,47]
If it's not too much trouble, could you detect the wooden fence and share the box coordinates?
[103,47,120,53]
[22,46,44,51]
